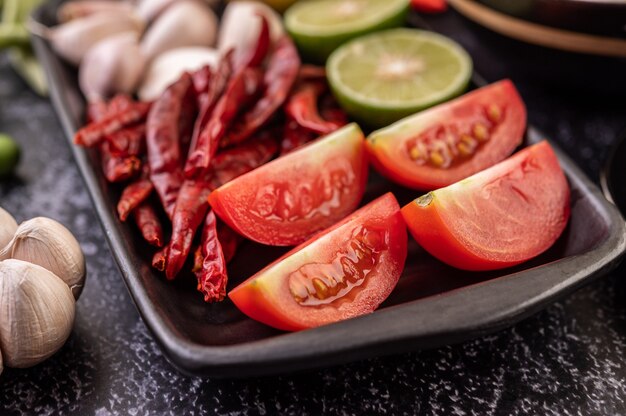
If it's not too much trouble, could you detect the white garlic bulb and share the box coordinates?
[0,259,75,368]
[0,217,86,299]
[0,207,18,250]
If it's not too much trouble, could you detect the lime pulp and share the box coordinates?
[327,28,473,128]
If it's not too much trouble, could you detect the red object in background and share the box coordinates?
[411,0,448,13]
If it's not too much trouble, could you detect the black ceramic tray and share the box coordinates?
[601,129,626,218]
[32,1,626,378]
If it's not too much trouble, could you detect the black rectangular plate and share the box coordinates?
[31,0,626,378]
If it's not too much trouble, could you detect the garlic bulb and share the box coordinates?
[57,0,136,23]
[138,47,220,101]
[0,217,86,299]
[30,11,145,66]
[218,1,284,62]
[136,0,220,23]
[140,1,218,63]
[0,207,17,250]
[0,348,3,376]
[0,260,75,368]
[80,31,147,102]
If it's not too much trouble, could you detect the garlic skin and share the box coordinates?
[0,217,86,300]
[140,1,218,63]
[136,0,220,23]
[57,1,136,24]
[32,11,145,66]
[218,1,284,62]
[80,31,147,102]
[138,47,220,101]
[0,207,18,250]
[0,260,75,368]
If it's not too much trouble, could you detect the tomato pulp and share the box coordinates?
[229,193,407,331]
[366,79,526,190]
[209,123,368,246]
[401,141,570,271]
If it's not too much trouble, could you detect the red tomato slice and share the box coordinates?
[401,141,570,271]
[229,193,407,331]
[366,80,526,190]
[411,0,448,13]
[209,123,368,246]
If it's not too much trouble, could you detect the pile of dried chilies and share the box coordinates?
[73,17,348,302]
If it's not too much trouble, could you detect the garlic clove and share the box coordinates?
[136,0,220,24]
[30,11,146,66]
[0,207,18,250]
[138,47,220,101]
[140,1,219,63]
[0,259,75,368]
[80,31,147,102]
[218,1,284,63]
[0,217,86,300]
[57,0,136,24]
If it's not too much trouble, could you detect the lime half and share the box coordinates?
[285,0,410,63]
[327,29,473,128]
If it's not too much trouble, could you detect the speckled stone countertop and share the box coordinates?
[1,10,626,416]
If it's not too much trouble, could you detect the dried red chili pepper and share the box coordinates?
[152,247,168,271]
[195,210,228,302]
[217,221,241,264]
[221,36,301,147]
[184,67,263,178]
[209,132,278,188]
[285,81,343,135]
[237,14,270,70]
[192,65,212,99]
[164,177,212,279]
[298,65,327,82]
[100,140,141,182]
[134,203,164,247]
[161,133,277,279]
[319,93,349,126]
[117,173,153,221]
[146,72,197,218]
[280,119,316,155]
[87,100,109,123]
[189,54,233,158]
[107,124,146,156]
[76,100,151,147]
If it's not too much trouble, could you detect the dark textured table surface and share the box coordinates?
[1,10,626,416]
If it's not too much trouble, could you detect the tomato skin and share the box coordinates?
[411,0,448,13]
[366,80,526,191]
[229,193,407,331]
[401,141,570,271]
[209,123,369,246]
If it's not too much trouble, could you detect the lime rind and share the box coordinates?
[327,29,473,128]
[285,0,410,37]
[285,0,410,63]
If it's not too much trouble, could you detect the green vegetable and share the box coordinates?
[0,133,20,178]
[0,23,29,48]
[1,0,48,96]
[8,46,48,96]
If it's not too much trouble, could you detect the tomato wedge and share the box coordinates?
[402,141,570,271]
[209,123,368,246]
[229,193,407,331]
[366,80,526,190]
